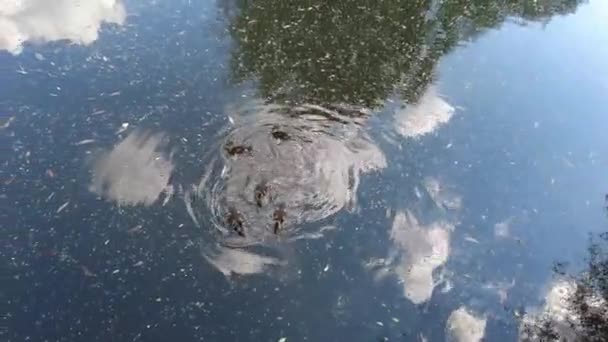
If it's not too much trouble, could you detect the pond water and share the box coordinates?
[2,0,608,341]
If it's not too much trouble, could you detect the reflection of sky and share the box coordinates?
[0,0,125,54]
[90,129,174,206]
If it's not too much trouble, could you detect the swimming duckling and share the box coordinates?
[272,205,286,234]
[254,182,270,207]
[224,141,252,156]
[226,207,245,237]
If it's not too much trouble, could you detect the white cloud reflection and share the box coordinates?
[446,306,487,342]
[90,129,174,206]
[203,246,284,277]
[394,87,455,138]
[0,0,125,54]
[369,210,452,304]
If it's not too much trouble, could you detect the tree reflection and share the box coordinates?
[228,0,584,106]
[521,205,608,341]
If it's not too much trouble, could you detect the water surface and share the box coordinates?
[2,0,608,341]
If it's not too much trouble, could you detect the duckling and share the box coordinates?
[224,141,252,156]
[271,130,290,141]
[225,207,245,237]
[254,182,270,207]
[272,205,287,234]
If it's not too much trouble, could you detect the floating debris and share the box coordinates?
[391,317,400,323]
[109,91,121,97]
[127,224,144,234]
[464,236,480,244]
[74,139,96,146]
[0,116,15,129]
[116,122,129,134]
[81,265,97,277]
[323,264,330,272]
[56,201,69,213]
[46,169,56,178]
[4,175,16,185]
[494,219,511,239]
[278,338,287,342]
[376,321,384,327]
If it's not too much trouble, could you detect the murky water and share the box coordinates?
[2,0,608,341]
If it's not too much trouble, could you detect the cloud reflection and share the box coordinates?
[203,246,284,277]
[394,87,455,138]
[369,210,452,304]
[0,0,125,54]
[446,306,487,342]
[90,129,174,206]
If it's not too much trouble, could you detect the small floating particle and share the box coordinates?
[112,269,120,274]
[376,321,384,327]
[446,143,453,149]
[56,201,69,213]
[104,239,110,245]
[90,109,106,115]
[155,297,162,302]
[109,91,121,97]
[464,236,480,244]
[81,265,97,277]
[46,169,56,178]
[74,139,96,146]
[0,116,15,129]
[278,338,287,342]
[127,224,143,234]
[134,261,144,267]
[323,264,330,272]
[4,175,16,185]
[116,122,129,134]
[391,317,399,323]
[35,53,45,61]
